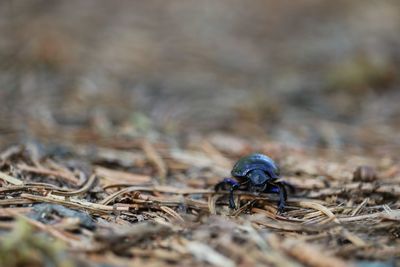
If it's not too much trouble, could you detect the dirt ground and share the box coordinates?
[1,1,399,267]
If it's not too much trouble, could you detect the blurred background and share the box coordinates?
[1,0,400,152]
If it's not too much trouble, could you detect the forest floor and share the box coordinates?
[1,1,400,266]
[0,123,399,267]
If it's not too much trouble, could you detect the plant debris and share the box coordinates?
[1,2,400,266]
[0,136,398,267]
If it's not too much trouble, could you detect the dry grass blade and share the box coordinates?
[20,193,128,214]
[239,224,302,267]
[0,171,23,185]
[338,212,383,222]
[380,209,400,221]
[231,200,255,217]
[17,164,80,185]
[52,174,97,196]
[159,206,184,223]
[251,207,279,220]
[100,185,216,205]
[100,186,141,205]
[95,166,152,185]
[340,229,367,247]
[276,237,351,267]
[142,140,167,183]
[185,241,236,267]
[298,201,340,224]
[208,194,219,215]
[0,145,22,163]
[350,198,369,216]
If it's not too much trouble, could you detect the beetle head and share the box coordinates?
[247,169,269,192]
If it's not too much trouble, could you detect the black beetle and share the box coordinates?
[215,153,292,213]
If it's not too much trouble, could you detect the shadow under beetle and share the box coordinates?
[215,153,293,213]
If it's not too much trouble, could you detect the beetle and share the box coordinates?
[214,153,292,213]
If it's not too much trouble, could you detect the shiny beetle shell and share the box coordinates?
[231,153,280,179]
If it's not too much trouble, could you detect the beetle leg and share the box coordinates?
[280,181,295,194]
[276,183,287,213]
[214,178,240,209]
[264,184,280,194]
[265,183,287,213]
[229,183,240,209]
[214,178,239,191]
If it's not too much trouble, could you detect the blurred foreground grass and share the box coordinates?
[0,219,73,267]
